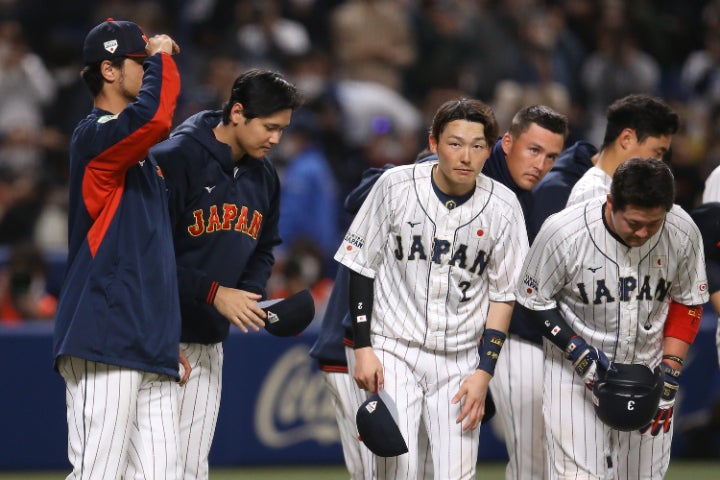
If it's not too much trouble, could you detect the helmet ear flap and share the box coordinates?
[592,363,663,431]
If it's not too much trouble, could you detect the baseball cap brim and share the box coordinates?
[260,289,315,337]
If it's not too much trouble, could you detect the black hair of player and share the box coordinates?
[80,57,128,97]
[508,105,569,140]
[601,94,679,151]
[429,98,498,147]
[222,69,303,125]
[610,157,675,212]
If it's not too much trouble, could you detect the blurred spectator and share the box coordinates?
[0,19,56,180]
[330,0,416,92]
[579,0,660,145]
[229,0,311,70]
[275,109,341,275]
[0,243,57,323]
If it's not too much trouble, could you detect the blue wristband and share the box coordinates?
[478,329,506,375]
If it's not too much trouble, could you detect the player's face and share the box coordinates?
[625,131,672,161]
[428,120,490,196]
[606,195,667,247]
[233,107,293,159]
[117,57,145,101]
[502,123,565,191]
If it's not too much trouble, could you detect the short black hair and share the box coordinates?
[610,157,675,212]
[221,69,303,125]
[429,98,498,146]
[602,94,679,151]
[508,105,569,140]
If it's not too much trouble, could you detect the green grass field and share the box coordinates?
[0,461,717,479]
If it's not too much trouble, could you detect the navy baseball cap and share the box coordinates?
[356,390,408,457]
[83,18,148,64]
[260,289,315,337]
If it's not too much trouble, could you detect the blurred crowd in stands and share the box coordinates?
[3,0,720,322]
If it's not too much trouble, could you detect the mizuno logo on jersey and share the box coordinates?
[575,276,672,304]
[344,232,365,249]
[392,235,489,275]
[187,204,263,239]
[407,221,420,228]
[587,266,601,273]
[205,185,216,193]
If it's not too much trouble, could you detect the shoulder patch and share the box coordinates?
[97,114,119,124]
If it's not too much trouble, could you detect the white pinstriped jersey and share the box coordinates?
[703,165,720,203]
[566,166,611,207]
[334,161,528,353]
[516,197,709,366]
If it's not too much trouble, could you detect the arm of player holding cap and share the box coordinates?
[453,301,512,432]
[349,270,383,393]
[517,303,610,389]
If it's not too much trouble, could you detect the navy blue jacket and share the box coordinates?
[150,110,281,344]
[53,53,182,377]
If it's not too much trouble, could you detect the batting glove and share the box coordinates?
[640,362,680,436]
[565,336,610,390]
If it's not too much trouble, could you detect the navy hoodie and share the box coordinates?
[150,110,281,344]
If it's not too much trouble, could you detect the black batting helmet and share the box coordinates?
[592,363,663,431]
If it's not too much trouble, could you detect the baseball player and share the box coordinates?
[480,105,568,480]
[52,19,187,480]
[310,159,434,480]
[147,70,301,479]
[700,169,720,364]
[566,94,679,207]
[336,98,528,479]
[516,157,709,479]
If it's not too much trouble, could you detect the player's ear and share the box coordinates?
[501,132,513,154]
[230,102,245,124]
[606,193,614,211]
[619,128,637,150]
[428,134,438,154]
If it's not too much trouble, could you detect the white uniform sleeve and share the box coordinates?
[488,198,529,303]
[515,214,573,311]
[667,206,711,306]
[334,171,394,279]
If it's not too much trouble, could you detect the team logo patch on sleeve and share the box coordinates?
[97,114,119,124]
[344,232,365,249]
[551,326,561,336]
[698,282,708,293]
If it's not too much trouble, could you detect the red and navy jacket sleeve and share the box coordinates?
[75,52,181,257]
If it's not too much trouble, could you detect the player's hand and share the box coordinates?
[565,336,610,390]
[640,362,680,436]
[177,347,191,386]
[353,347,383,393]
[146,34,180,56]
[452,369,491,432]
[212,286,266,333]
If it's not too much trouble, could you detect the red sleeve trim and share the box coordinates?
[206,281,219,305]
[343,337,354,348]
[319,364,349,374]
